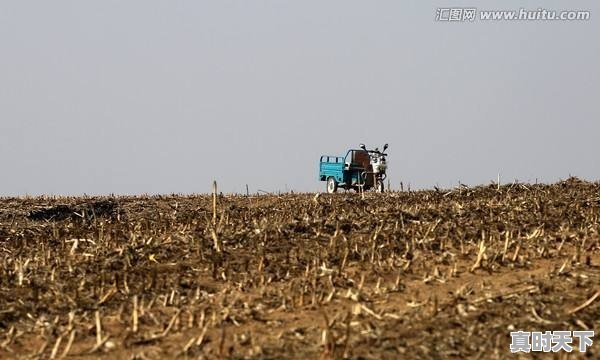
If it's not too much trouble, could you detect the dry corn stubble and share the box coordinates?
[0,178,598,359]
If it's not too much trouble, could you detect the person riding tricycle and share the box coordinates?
[319,143,388,193]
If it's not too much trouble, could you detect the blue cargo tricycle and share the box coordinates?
[319,144,388,193]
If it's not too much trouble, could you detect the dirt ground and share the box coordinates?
[0,178,598,359]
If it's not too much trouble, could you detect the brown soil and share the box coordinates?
[0,178,598,359]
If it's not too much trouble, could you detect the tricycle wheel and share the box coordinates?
[326,177,338,193]
[375,179,384,193]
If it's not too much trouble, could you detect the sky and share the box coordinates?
[0,1,598,195]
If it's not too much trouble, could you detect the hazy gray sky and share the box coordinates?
[1,1,598,195]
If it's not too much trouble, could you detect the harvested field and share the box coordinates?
[0,178,599,359]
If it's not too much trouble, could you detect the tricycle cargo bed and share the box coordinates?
[319,156,344,182]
